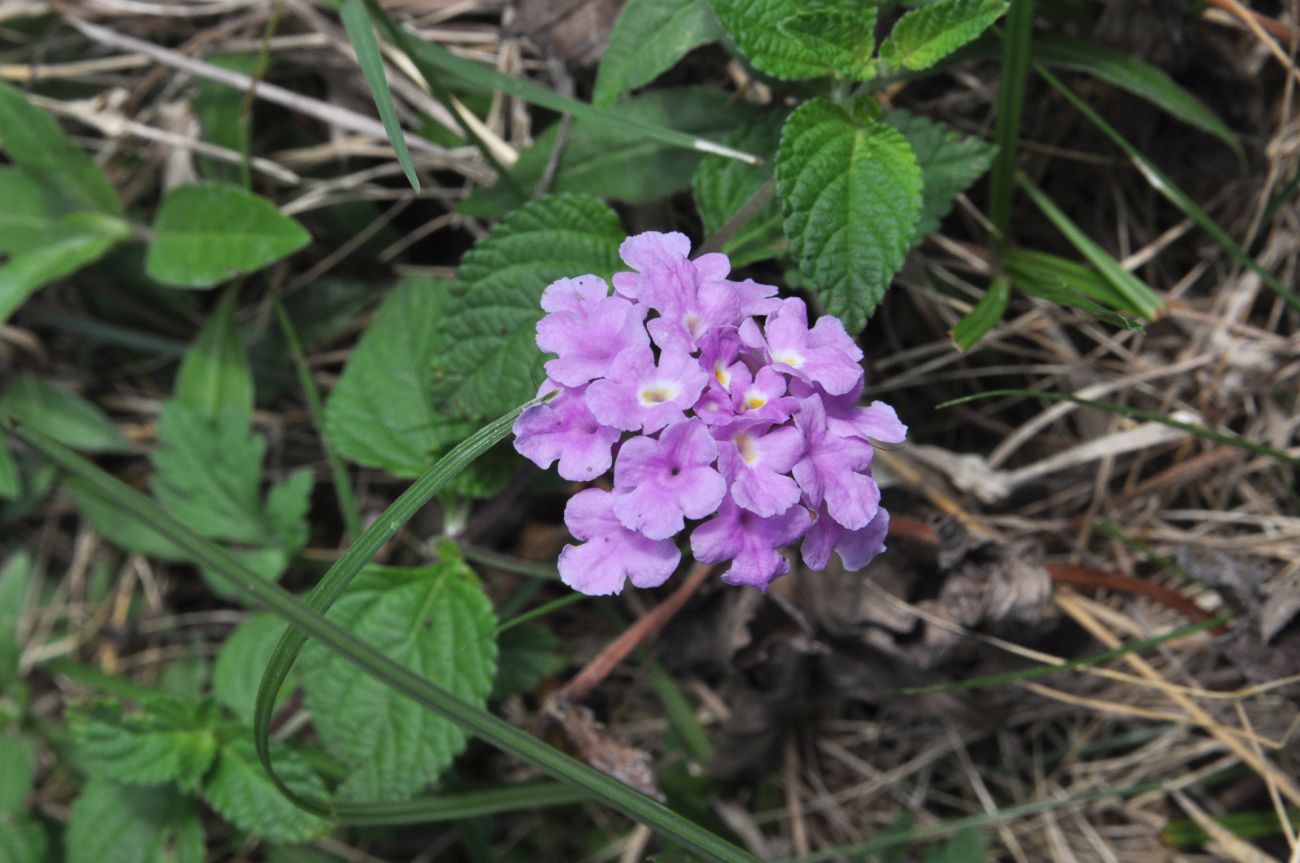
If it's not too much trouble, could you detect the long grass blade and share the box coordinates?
[341,0,419,191]
[0,412,761,863]
[987,0,1035,237]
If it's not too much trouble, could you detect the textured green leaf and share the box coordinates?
[145,183,310,289]
[0,734,37,817]
[439,194,624,420]
[594,0,722,105]
[462,88,752,217]
[0,226,118,327]
[341,0,419,191]
[213,614,295,722]
[776,99,922,331]
[779,8,877,80]
[0,376,129,453]
[200,734,329,843]
[885,109,996,243]
[709,0,830,80]
[0,80,121,215]
[0,444,19,501]
[65,779,204,863]
[302,559,497,802]
[323,277,472,477]
[693,110,786,267]
[69,699,219,792]
[0,817,47,863]
[1033,34,1241,160]
[176,287,254,427]
[493,623,565,700]
[880,0,1007,71]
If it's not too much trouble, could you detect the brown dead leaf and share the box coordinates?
[510,0,623,66]
[544,697,665,801]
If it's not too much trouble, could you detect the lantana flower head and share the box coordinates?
[513,231,906,595]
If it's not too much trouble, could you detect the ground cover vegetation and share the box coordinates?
[1,0,1298,860]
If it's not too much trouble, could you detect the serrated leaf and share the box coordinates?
[885,109,996,243]
[341,0,419,191]
[779,8,877,81]
[881,0,1007,72]
[176,287,253,427]
[323,277,473,477]
[593,0,722,105]
[462,88,753,217]
[0,816,47,863]
[200,734,329,843]
[0,734,37,817]
[493,624,565,700]
[693,110,787,267]
[0,376,130,454]
[302,559,497,802]
[69,699,219,792]
[0,80,121,215]
[0,226,119,327]
[213,614,296,721]
[439,194,624,419]
[65,778,205,863]
[145,183,310,289]
[709,0,832,80]
[776,99,922,331]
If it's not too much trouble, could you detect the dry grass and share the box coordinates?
[3,1,1299,861]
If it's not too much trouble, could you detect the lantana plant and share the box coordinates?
[513,232,906,595]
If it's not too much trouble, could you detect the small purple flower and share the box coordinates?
[716,423,803,517]
[725,364,797,425]
[612,419,726,539]
[691,496,809,591]
[536,276,647,387]
[801,506,890,571]
[586,345,708,433]
[792,397,880,530]
[512,383,622,482]
[614,231,693,290]
[740,298,864,395]
[797,379,908,443]
[558,488,681,595]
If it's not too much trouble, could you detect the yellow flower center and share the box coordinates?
[638,382,680,406]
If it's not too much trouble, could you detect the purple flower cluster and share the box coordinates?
[513,232,906,595]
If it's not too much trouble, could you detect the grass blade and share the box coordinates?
[0,409,761,863]
[987,0,1035,237]
[1036,64,1300,314]
[952,274,1010,350]
[340,0,419,191]
[1015,173,1165,319]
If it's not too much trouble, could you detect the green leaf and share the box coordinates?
[439,194,624,419]
[0,444,19,501]
[0,816,47,863]
[145,183,310,289]
[779,8,877,81]
[693,110,786,267]
[302,559,497,802]
[0,734,37,817]
[65,778,205,863]
[0,376,129,453]
[0,80,121,215]
[593,0,722,105]
[0,168,59,256]
[157,656,210,702]
[951,275,1009,350]
[885,109,996,243]
[213,615,296,722]
[324,277,472,477]
[341,0,419,191]
[193,54,258,184]
[462,88,753,217]
[176,287,254,427]
[200,733,329,843]
[776,99,922,331]
[0,225,119,327]
[65,475,190,562]
[709,0,832,80]
[493,623,565,700]
[924,826,986,863]
[880,0,1008,72]
[0,552,29,687]
[1032,34,1241,160]
[69,699,219,792]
